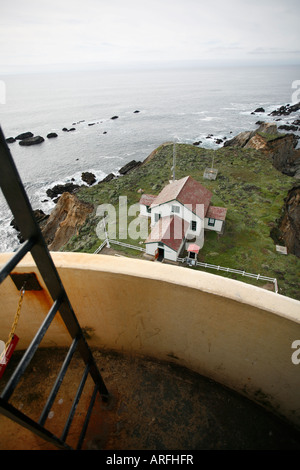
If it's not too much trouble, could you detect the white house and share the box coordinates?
[140,175,227,262]
[139,193,157,217]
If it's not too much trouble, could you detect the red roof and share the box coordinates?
[187,243,200,253]
[139,194,157,206]
[206,206,227,221]
[150,176,212,217]
[145,215,189,252]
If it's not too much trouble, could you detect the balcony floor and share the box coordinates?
[0,348,300,451]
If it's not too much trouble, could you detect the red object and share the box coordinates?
[187,243,200,254]
[0,335,19,379]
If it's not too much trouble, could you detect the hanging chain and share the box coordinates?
[0,283,26,361]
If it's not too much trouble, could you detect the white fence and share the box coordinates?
[93,239,108,254]
[178,257,278,293]
[94,241,278,293]
[94,239,146,254]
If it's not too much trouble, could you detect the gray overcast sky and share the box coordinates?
[1,0,300,73]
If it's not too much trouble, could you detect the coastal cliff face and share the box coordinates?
[41,192,93,251]
[224,122,300,177]
[224,122,300,258]
[276,185,300,257]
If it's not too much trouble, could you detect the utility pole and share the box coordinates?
[172,141,176,182]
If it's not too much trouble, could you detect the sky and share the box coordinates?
[1,0,300,73]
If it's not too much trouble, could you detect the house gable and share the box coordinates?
[150,176,212,218]
[145,215,189,252]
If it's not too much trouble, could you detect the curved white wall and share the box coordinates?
[0,252,299,428]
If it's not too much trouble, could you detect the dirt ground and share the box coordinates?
[1,348,300,451]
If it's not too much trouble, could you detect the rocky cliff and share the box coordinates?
[41,192,93,251]
[224,122,300,257]
[224,122,300,177]
[272,184,300,257]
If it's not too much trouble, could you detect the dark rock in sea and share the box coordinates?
[6,137,16,143]
[119,160,142,175]
[19,136,44,146]
[193,141,201,146]
[69,128,76,131]
[254,107,265,113]
[111,116,119,120]
[103,131,107,134]
[99,173,115,183]
[215,139,223,144]
[133,110,140,113]
[278,124,299,132]
[47,132,58,138]
[88,123,95,126]
[81,172,96,186]
[269,102,300,117]
[293,119,300,126]
[11,209,49,242]
[46,182,81,199]
[15,132,34,140]
[62,128,69,132]
[256,121,265,125]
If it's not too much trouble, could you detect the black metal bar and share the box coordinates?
[76,384,98,450]
[38,336,79,426]
[0,126,109,449]
[1,297,63,402]
[60,363,90,443]
[0,238,35,284]
[0,398,73,450]
[0,127,109,394]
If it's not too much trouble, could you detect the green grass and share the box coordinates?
[257,131,286,142]
[62,143,300,301]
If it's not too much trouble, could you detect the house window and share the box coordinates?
[208,218,215,227]
[171,205,180,214]
[190,220,197,231]
[155,213,161,222]
[158,242,164,247]
[146,206,151,213]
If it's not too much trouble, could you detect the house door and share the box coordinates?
[157,247,164,262]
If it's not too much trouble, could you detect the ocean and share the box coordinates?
[0,64,299,252]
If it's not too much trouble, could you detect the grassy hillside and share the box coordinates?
[63,143,300,301]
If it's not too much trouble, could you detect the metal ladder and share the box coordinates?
[0,126,109,450]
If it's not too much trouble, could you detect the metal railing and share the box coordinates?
[94,239,146,254]
[178,257,278,293]
[0,126,109,450]
[94,240,278,293]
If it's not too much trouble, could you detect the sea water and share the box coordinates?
[0,64,299,252]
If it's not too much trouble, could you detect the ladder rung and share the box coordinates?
[60,363,90,443]
[1,297,63,402]
[76,384,98,450]
[0,398,72,450]
[0,237,35,284]
[38,336,79,426]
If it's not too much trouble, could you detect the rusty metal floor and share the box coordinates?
[0,348,300,451]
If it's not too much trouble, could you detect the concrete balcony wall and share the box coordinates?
[0,252,299,428]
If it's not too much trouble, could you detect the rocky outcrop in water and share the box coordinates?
[15,132,34,140]
[19,136,44,146]
[11,209,49,243]
[46,182,81,200]
[269,102,300,117]
[41,192,94,251]
[81,172,96,185]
